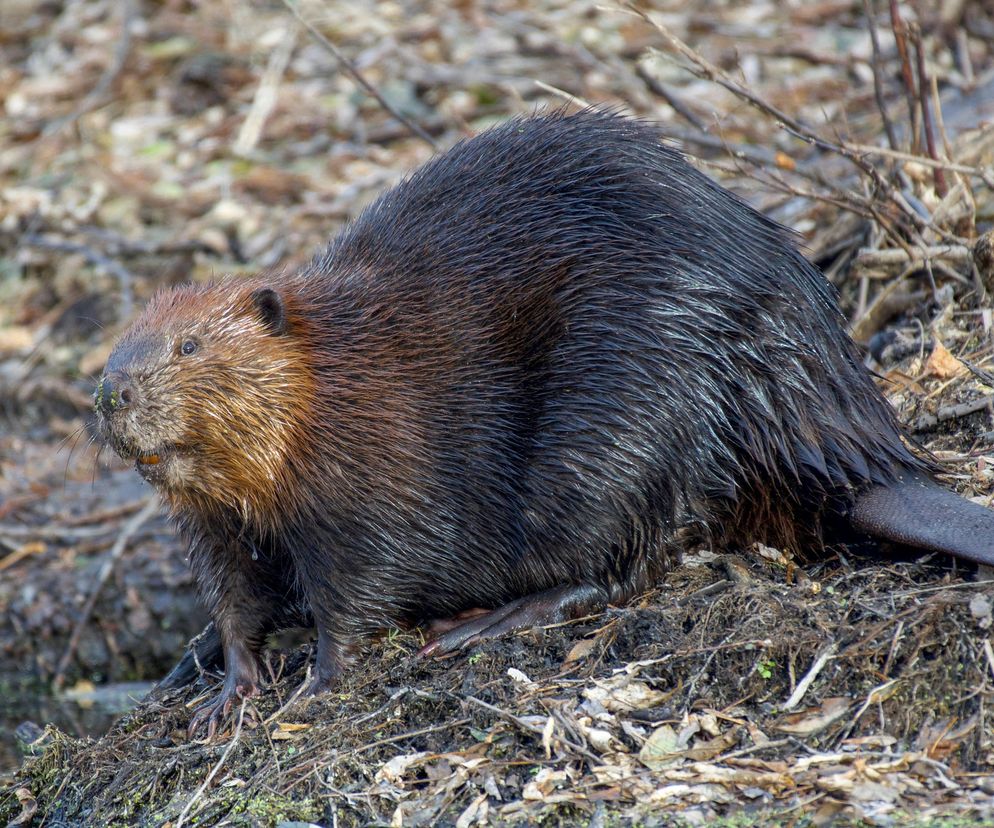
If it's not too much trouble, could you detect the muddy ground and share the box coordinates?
[5,555,994,826]
[2,0,994,825]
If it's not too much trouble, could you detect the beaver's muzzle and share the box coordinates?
[94,371,135,417]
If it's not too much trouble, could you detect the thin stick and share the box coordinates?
[42,0,135,138]
[462,694,601,764]
[52,497,159,690]
[279,0,437,149]
[889,0,920,154]
[634,62,707,130]
[628,6,930,237]
[912,25,947,197]
[63,499,147,527]
[533,80,593,110]
[22,234,134,320]
[782,643,838,711]
[260,664,315,728]
[716,737,792,761]
[854,244,971,266]
[175,700,248,828]
[348,718,472,755]
[910,394,994,432]
[840,142,985,176]
[983,639,994,684]
[862,0,898,150]
[234,24,298,156]
[0,542,46,572]
[0,522,123,540]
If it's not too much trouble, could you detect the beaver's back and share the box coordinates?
[277,110,917,627]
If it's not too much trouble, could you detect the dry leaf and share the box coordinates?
[522,768,567,800]
[270,721,312,740]
[376,752,430,784]
[584,676,669,712]
[774,696,851,735]
[507,667,535,686]
[276,722,312,732]
[455,793,488,828]
[926,339,967,379]
[681,728,741,762]
[7,788,38,828]
[0,325,33,354]
[639,724,685,769]
[774,151,796,171]
[564,637,597,663]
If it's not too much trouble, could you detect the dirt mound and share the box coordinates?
[4,555,993,826]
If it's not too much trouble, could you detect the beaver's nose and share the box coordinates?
[95,371,134,416]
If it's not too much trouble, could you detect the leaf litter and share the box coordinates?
[2,0,994,824]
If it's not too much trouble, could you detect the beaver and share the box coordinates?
[96,110,994,735]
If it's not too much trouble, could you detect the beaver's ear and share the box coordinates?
[250,288,287,335]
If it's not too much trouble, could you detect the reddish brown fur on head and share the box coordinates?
[95,278,315,521]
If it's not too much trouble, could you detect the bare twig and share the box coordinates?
[634,62,707,130]
[629,6,934,240]
[782,643,838,711]
[349,718,472,755]
[863,0,898,151]
[889,0,920,154]
[882,619,905,677]
[234,24,298,156]
[837,677,901,743]
[910,395,994,432]
[912,25,948,197]
[78,226,217,257]
[854,245,972,267]
[462,694,601,764]
[0,522,122,541]
[533,80,593,110]
[839,142,987,176]
[260,666,317,728]
[175,700,248,828]
[53,497,159,690]
[954,28,974,86]
[42,0,136,138]
[896,579,994,598]
[983,639,994,684]
[716,737,792,761]
[63,499,148,527]
[959,358,994,386]
[22,233,135,320]
[279,0,438,149]
[0,542,47,571]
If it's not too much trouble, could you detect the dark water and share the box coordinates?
[1,680,152,775]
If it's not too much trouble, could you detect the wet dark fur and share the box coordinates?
[99,111,986,713]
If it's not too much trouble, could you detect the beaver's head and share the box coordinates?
[96,280,311,517]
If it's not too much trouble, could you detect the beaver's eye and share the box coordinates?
[180,339,198,356]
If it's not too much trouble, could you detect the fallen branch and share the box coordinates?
[0,522,121,541]
[911,24,948,197]
[22,233,135,320]
[280,0,438,149]
[854,245,972,268]
[910,394,994,432]
[628,4,973,254]
[863,0,898,151]
[175,700,248,828]
[52,497,159,691]
[233,24,298,156]
[42,0,136,138]
[782,643,838,712]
